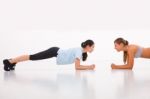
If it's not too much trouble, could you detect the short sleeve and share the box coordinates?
[75,49,82,60]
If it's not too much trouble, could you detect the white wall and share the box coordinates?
[0,0,150,65]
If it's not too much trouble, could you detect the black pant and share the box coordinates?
[30,47,60,60]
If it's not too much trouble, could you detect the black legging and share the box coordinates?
[30,47,60,60]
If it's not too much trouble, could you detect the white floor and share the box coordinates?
[1,60,150,99]
[1,31,150,99]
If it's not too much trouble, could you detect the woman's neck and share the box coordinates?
[82,48,87,53]
[123,45,128,51]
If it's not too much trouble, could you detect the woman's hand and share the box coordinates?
[89,64,95,70]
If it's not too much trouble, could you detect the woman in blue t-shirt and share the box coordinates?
[3,40,95,71]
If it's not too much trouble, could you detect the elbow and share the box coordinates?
[126,64,133,69]
[76,68,81,70]
[75,65,81,70]
[75,67,80,70]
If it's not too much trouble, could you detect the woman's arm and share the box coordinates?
[75,58,95,70]
[111,49,134,69]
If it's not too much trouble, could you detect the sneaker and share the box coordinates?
[3,59,11,71]
[3,59,17,71]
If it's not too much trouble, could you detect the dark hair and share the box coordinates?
[114,37,129,64]
[81,40,94,61]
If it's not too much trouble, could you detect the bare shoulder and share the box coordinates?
[128,44,138,53]
[128,44,139,49]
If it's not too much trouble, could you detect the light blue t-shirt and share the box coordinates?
[56,47,83,65]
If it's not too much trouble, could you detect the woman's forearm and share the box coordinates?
[113,64,133,69]
[75,65,94,70]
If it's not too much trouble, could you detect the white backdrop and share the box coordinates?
[0,0,150,69]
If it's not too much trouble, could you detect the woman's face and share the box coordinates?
[114,43,124,52]
[86,44,95,53]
